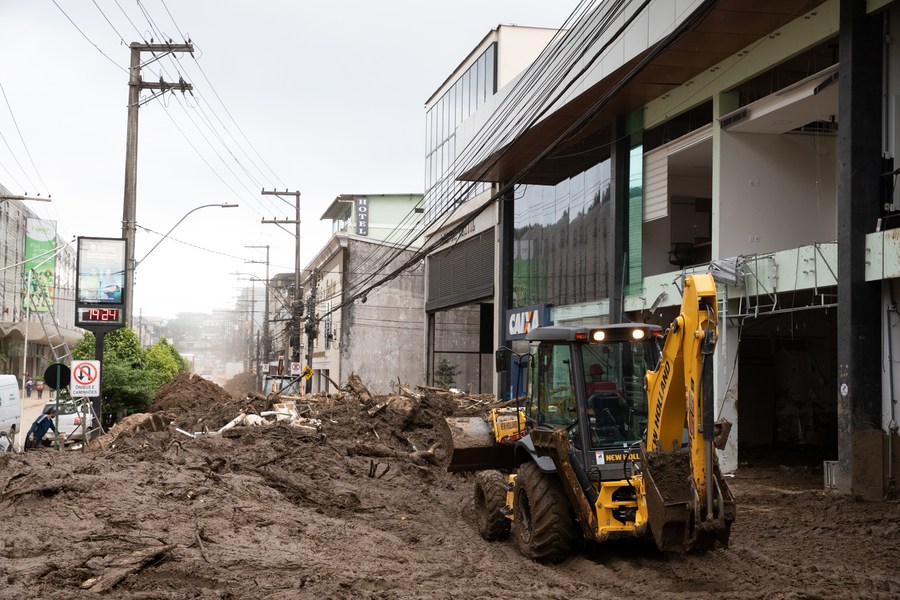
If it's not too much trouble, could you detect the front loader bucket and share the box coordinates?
[640,445,734,552]
[442,416,515,473]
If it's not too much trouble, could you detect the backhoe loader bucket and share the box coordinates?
[442,416,516,473]
[640,445,735,552]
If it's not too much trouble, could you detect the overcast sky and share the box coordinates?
[0,1,576,321]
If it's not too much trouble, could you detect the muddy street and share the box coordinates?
[2,375,898,599]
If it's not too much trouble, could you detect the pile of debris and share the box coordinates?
[83,371,497,467]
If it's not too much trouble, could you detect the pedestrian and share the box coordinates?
[25,406,56,450]
[25,377,33,398]
[36,380,44,399]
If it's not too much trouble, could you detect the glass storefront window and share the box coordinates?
[423,43,498,221]
[513,158,613,308]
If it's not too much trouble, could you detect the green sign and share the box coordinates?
[24,218,57,313]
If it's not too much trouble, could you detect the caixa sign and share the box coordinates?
[506,304,550,340]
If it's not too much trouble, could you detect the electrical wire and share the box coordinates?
[51,0,127,72]
[343,0,621,295]
[0,80,48,192]
[345,0,616,289]
[335,0,720,318]
[135,224,247,261]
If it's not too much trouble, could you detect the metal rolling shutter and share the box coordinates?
[426,230,494,311]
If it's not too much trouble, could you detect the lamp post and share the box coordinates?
[128,202,238,326]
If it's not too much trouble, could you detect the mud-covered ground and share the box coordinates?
[2,374,898,599]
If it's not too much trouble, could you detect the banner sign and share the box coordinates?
[24,219,57,313]
[355,196,369,236]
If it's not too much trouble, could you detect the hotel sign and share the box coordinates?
[356,196,369,236]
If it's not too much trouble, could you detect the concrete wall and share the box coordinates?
[340,239,425,394]
[353,194,423,245]
[718,132,837,257]
[495,26,561,87]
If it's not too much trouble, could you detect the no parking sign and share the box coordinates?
[72,360,101,396]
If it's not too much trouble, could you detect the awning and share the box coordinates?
[460,0,829,186]
[0,320,84,349]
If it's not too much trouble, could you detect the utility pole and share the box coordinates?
[122,41,193,327]
[304,269,319,394]
[247,279,256,373]
[261,190,303,367]
[244,244,271,366]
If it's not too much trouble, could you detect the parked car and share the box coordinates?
[0,375,21,444]
[42,399,93,442]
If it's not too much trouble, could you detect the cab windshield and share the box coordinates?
[582,338,655,448]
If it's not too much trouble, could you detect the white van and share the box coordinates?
[0,375,22,448]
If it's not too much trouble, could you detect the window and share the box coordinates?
[582,339,654,447]
[537,343,576,428]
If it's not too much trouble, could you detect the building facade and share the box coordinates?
[423,25,564,394]
[300,194,425,394]
[0,189,80,383]
[428,0,899,499]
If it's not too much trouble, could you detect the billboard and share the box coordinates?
[24,219,57,313]
[76,237,127,329]
[76,237,126,305]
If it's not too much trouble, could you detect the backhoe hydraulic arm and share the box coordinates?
[641,273,734,552]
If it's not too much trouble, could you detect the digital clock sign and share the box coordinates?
[78,307,123,326]
[76,237,127,331]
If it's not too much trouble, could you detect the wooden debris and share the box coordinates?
[416,384,451,393]
[2,480,82,503]
[398,383,423,399]
[194,527,210,564]
[80,544,174,593]
[346,441,439,466]
[347,373,372,404]
[323,372,341,390]
[367,400,389,416]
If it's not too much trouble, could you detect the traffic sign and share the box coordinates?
[301,365,313,380]
[72,360,101,397]
[44,363,71,390]
[290,362,302,376]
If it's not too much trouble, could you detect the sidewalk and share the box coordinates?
[21,392,45,410]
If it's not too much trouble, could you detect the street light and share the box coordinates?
[0,193,51,203]
[126,202,238,326]
[137,203,238,266]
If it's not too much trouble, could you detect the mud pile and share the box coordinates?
[1,376,898,599]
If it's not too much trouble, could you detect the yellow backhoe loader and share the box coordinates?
[445,273,735,561]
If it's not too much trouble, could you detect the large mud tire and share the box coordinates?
[513,461,579,563]
[474,470,510,541]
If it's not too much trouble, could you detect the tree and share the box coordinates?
[435,358,460,389]
[145,338,184,389]
[71,328,189,424]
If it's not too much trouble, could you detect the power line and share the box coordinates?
[51,0,127,72]
[0,80,48,192]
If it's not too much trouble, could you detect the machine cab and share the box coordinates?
[527,324,662,477]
